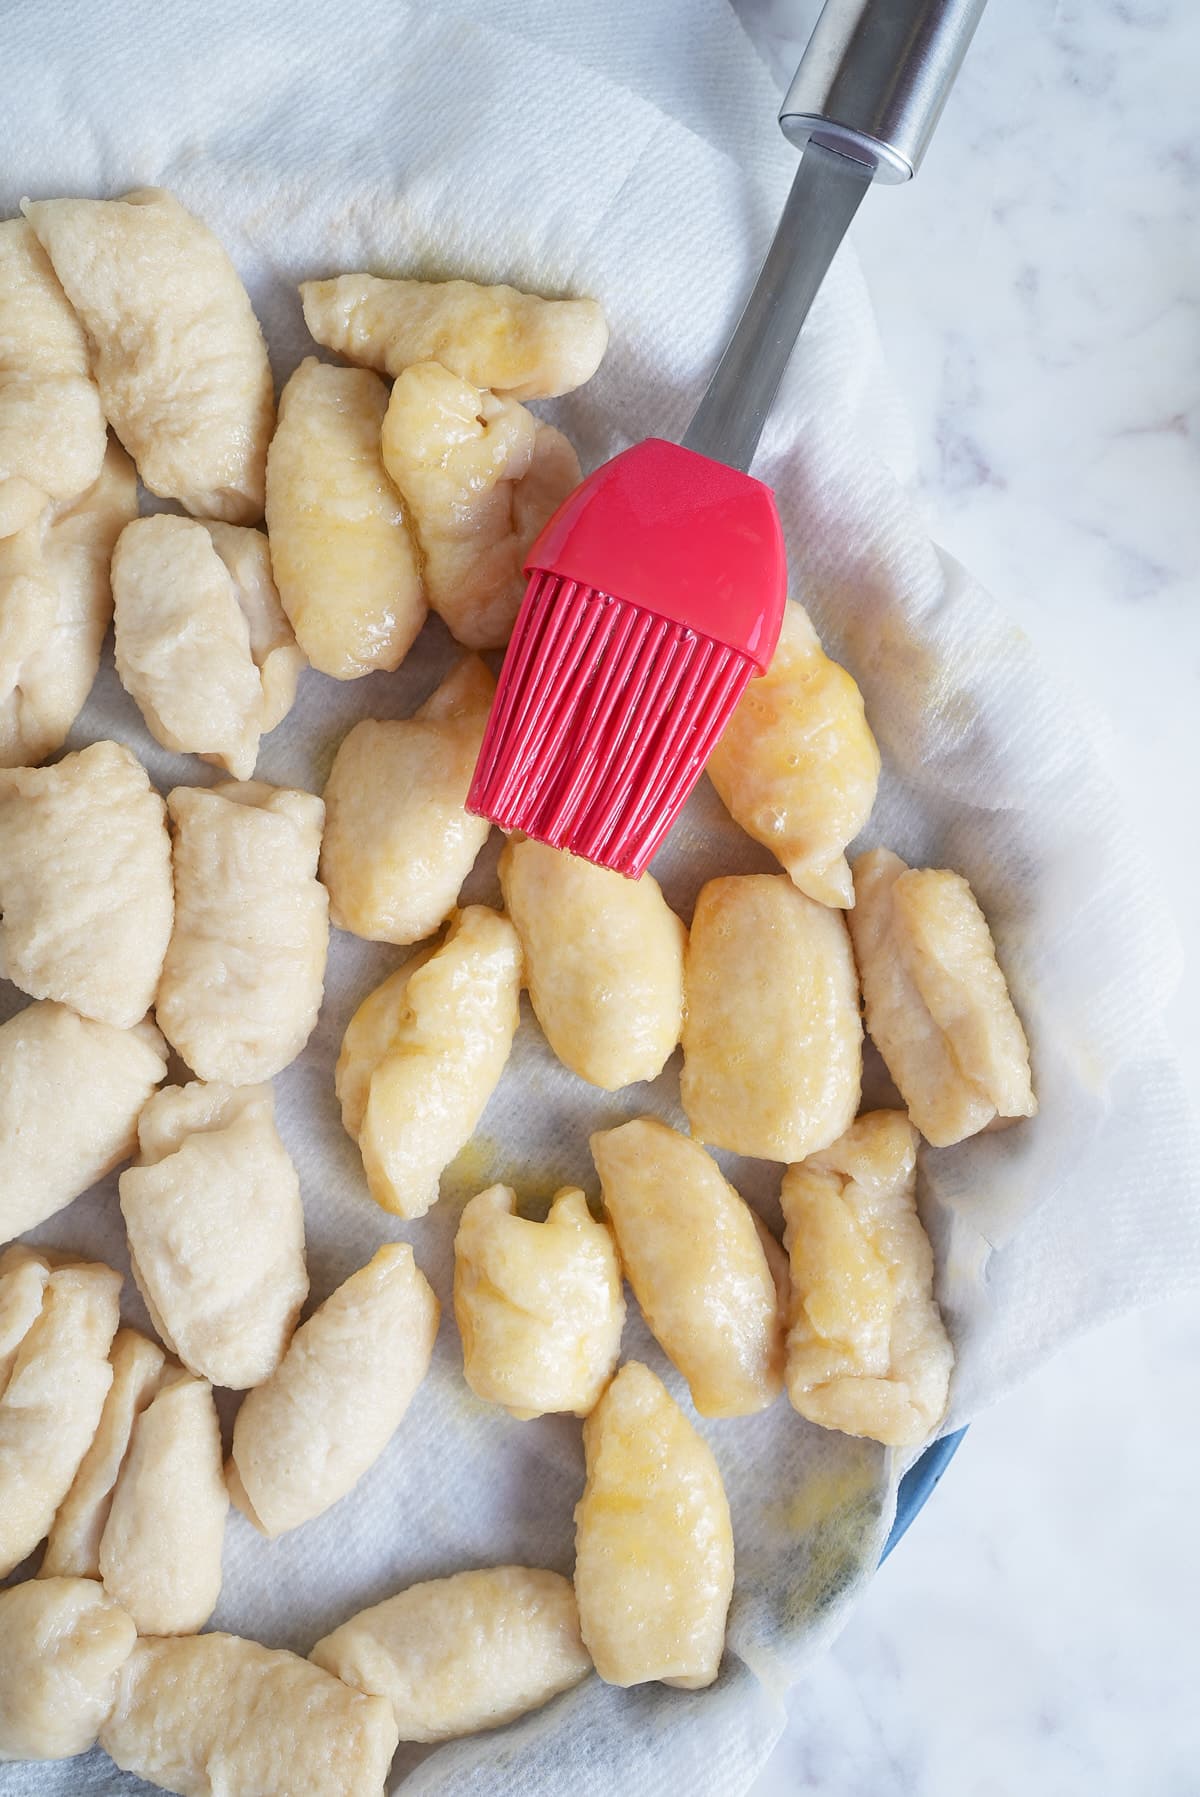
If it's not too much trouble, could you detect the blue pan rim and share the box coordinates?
[881,1426,967,1560]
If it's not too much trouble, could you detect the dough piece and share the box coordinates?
[336,906,522,1218]
[311,1565,592,1744]
[0,1577,136,1763]
[98,1367,227,1636]
[0,1243,51,1396]
[706,602,881,908]
[157,780,329,1084]
[99,1633,399,1797]
[112,514,304,780]
[781,1111,955,1445]
[120,1082,307,1389]
[574,1361,733,1690]
[681,873,862,1162]
[453,1185,624,1419]
[321,655,494,944]
[25,188,274,523]
[265,356,425,678]
[590,1118,784,1417]
[301,273,608,401]
[0,1256,122,1577]
[848,848,1037,1147]
[0,1003,167,1244]
[499,836,686,1090]
[0,739,173,1028]
[381,363,579,649]
[0,435,137,767]
[229,1244,438,1538]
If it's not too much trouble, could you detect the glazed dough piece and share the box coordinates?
[100,1633,399,1797]
[848,848,1037,1147]
[0,1003,167,1244]
[25,188,274,523]
[312,1565,592,1744]
[706,602,881,908]
[781,1111,955,1445]
[112,515,304,780]
[336,906,522,1218]
[381,363,580,649]
[158,781,329,1084]
[0,1243,51,1396]
[229,1244,439,1538]
[574,1361,733,1689]
[681,873,862,1161]
[499,836,686,1090]
[0,739,173,1028]
[120,1083,307,1389]
[454,1185,624,1419]
[301,272,608,401]
[0,1577,136,1763]
[321,656,494,944]
[265,356,425,678]
[590,1118,783,1418]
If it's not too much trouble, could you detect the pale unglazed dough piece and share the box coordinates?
[0,1243,51,1396]
[301,272,608,401]
[0,1256,122,1577]
[590,1118,784,1418]
[381,362,580,649]
[25,188,274,523]
[0,1003,167,1244]
[0,435,137,767]
[265,356,425,678]
[336,906,523,1217]
[100,1633,400,1797]
[681,873,862,1162]
[229,1244,439,1538]
[158,781,329,1084]
[0,1577,136,1763]
[120,1082,307,1390]
[311,1565,592,1744]
[453,1185,624,1419]
[574,1361,733,1690]
[499,836,686,1090]
[320,655,494,944]
[849,848,1037,1147]
[706,601,881,908]
[0,740,173,1028]
[112,515,304,780]
[781,1111,955,1446]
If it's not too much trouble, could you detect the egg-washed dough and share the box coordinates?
[320,655,494,945]
[0,1003,167,1245]
[157,780,328,1085]
[849,848,1037,1147]
[336,906,523,1219]
[99,1632,400,1797]
[0,1577,136,1763]
[0,739,173,1029]
[228,1244,439,1539]
[0,435,137,768]
[265,356,425,679]
[574,1360,734,1690]
[120,1082,307,1390]
[381,362,580,649]
[781,1110,955,1445]
[25,188,274,523]
[112,515,304,781]
[301,273,608,401]
[454,1185,624,1419]
[706,601,881,908]
[499,835,686,1090]
[311,1565,592,1745]
[590,1118,784,1418]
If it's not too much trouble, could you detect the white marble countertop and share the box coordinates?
[733,2,1200,1791]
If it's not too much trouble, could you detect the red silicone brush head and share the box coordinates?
[468,438,787,877]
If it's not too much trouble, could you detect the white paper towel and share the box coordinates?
[2,1,1197,1793]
